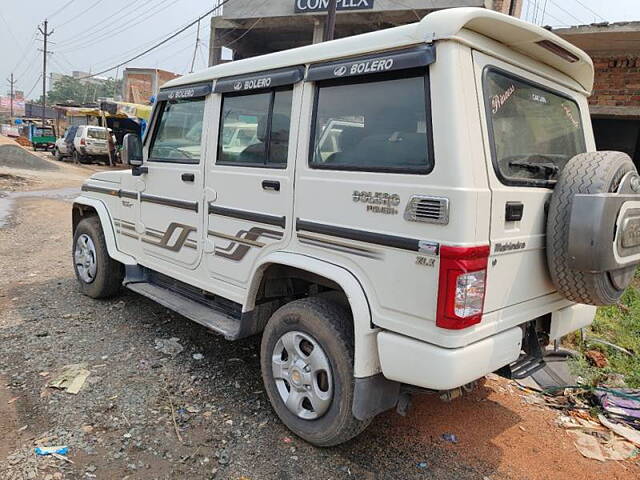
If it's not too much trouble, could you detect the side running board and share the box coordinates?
[126,281,242,340]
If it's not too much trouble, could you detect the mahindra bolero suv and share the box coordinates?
[71,8,640,446]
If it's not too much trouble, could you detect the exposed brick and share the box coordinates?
[587,55,640,107]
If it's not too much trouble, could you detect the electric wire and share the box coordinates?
[59,0,178,52]
[0,10,21,47]
[56,0,105,29]
[26,74,42,99]
[55,0,166,47]
[76,0,234,80]
[223,17,262,48]
[569,0,607,22]
[47,0,78,20]
[528,0,567,26]
[548,0,589,25]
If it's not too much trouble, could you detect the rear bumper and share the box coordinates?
[550,304,597,340]
[377,327,522,390]
[80,147,108,156]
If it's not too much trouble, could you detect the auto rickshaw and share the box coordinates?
[30,124,56,151]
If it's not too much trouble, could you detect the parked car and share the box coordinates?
[31,125,56,151]
[52,128,71,160]
[72,126,114,164]
[71,8,640,446]
[54,125,80,161]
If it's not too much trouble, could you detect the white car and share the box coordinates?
[53,134,69,160]
[72,126,113,164]
[71,8,640,447]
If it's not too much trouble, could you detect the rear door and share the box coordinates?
[294,47,445,331]
[472,51,589,312]
[204,68,303,287]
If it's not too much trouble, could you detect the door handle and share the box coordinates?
[181,173,195,182]
[262,180,280,191]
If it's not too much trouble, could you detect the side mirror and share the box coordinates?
[122,133,143,167]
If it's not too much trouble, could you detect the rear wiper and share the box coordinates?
[509,159,559,176]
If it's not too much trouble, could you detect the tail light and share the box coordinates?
[436,245,490,330]
[80,138,86,146]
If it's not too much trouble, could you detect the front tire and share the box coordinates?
[73,216,124,298]
[260,297,372,447]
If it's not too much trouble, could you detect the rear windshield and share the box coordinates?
[484,69,586,187]
[35,127,53,136]
[87,128,107,140]
[310,71,432,173]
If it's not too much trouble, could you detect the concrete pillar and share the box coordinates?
[209,17,224,66]
[312,17,325,44]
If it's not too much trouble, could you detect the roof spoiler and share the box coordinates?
[423,8,594,93]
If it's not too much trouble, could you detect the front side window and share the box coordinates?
[217,88,293,167]
[484,69,586,186]
[310,71,432,173]
[150,97,206,163]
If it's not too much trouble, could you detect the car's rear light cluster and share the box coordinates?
[80,138,86,146]
[436,245,490,330]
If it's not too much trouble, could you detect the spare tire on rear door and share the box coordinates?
[547,151,640,305]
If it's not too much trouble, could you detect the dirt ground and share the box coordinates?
[1,138,639,480]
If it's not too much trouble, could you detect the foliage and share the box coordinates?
[568,282,640,388]
[35,75,122,105]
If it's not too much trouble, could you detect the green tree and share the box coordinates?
[35,75,122,105]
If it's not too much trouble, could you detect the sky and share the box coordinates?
[0,0,638,101]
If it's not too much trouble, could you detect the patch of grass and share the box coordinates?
[568,284,640,388]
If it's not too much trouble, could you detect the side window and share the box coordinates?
[310,71,432,173]
[149,97,206,164]
[217,88,293,168]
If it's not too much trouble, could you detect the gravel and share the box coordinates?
[0,155,501,479]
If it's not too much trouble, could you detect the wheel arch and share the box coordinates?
[72,196,136,266]
[246,252,380,378]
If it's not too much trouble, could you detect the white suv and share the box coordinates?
[71,9,640,446]
[72,126,113,164]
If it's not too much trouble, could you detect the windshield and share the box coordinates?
[484,69,586,186]
[35,127,53,136]
[87,128,107,140]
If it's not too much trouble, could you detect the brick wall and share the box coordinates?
[590,56,640,108]
[491,0,523,16]
[158,70,181,89]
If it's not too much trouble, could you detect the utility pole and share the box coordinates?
[7,73,16,121]
[38,19,54,128]
[190,19,201,73]
[323,0,337,41]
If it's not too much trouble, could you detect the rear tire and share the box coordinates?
[73,216,124,299]
[547,151,636,305]
[260,297,372,447]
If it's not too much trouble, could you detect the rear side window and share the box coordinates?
[310,70,433,173]
[87,128,107,140]
[149,97,206,164]
[217,88,293,168]
[483,68,586,187]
